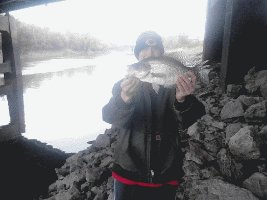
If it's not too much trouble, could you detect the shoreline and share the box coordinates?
[20,49,110,64]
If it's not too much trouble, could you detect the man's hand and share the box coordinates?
[176,71,196,102]
[120,77,141,103]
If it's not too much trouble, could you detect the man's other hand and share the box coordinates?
[176,71,196,102]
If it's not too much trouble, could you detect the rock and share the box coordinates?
[56,166,70,178]
[183,160,200,178]
[189,141,216,162]
[55,169,86,191]
[225,123,242,143]
[86,191,92,199]
[255,70,267,87]
[204,139,222,154]
[106,177,113,190]
[68,185,82,200]
[211,121,225,130]
[217,148,243,181]
[245,70,267,95]
[200,167,219,179]
[80,182,89,192]
[186,179,259,200]
[244,67,258,94]
[257,126,267,158]
[187,122,201,141]
[45,185,82,200]
[243,172,267,198]
[82,153,95,164]
[91,186,102,195]
[260,81,267,99]
[100,156,113,168]
[93,193,105,200]
[210,106,221,116]
[229,126,260,160]
[258,125,267,144]
[227,84,242,98]
[48,182,57,193]
[85,168,102,184]
[93,134,111,149]
[107,192,113,200]
[220,100,244,120]
[185,152,204,165]
[200,115,214,127]
[244,100,267,123]
[201,115,225,129]
[237,95,263,108]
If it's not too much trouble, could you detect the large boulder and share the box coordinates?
[184,178,259,200]
[229,126,260,160]
[243,172,267,198]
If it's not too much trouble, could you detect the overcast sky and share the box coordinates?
[11,0,208,45]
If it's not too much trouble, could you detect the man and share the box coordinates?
[102,31,205,200]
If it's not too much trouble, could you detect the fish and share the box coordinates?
[127,54,209,89]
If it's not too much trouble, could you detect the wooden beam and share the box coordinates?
[0,15,9,33]
[0,61,12,73]
[220,0,235,91]
[203,0,227,62]
[0,84,12,96]
[7,14,25,133]
[0,0,63,13]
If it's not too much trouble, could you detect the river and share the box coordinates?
[0,50,136,153]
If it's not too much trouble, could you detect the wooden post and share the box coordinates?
[0,13,25,141]
[204,0,267,91]
[203,0,227,62]
[220,0,234,91]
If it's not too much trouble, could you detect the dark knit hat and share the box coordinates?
[134,31,164,59]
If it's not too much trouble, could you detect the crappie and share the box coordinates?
[127,55,207,88]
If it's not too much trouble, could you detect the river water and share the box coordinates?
[0,50,136,152]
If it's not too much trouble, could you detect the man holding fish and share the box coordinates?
[102,31,205,200]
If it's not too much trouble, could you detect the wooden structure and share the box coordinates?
[0,0,63,13]
[0,0,62,141]
[0,14,25,141]
[203,0,267,89]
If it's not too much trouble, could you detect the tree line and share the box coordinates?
[13,17,108,55]
[163,35,202,49]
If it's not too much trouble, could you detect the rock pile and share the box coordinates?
[41,66,267,200]
[40,128,118,200]
[178,67,267,200]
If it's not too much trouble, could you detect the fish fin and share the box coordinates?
[152,83,160,94]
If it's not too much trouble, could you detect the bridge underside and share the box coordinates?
[0,0,62,13]
[203,0,267,88]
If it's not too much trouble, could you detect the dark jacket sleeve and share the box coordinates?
[174,95,205,129]
[102,80,136,128]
